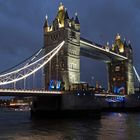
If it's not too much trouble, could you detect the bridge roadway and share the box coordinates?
[80,38,128,62]
[0,89,63,96]
[0,89,125,99]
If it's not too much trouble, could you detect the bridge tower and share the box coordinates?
[108,34,134,95]
[44,3,80,90]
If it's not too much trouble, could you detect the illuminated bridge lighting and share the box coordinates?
[94,94,125,97]
[94,93,125,103]
[105,96,125,103]
[0,41,65,86]
[80,40,128,61]
[133,66,140,83]
[0,89,63,95]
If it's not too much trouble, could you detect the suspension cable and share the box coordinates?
[0,47,44,74]
[0,41,65,85]
[0,44,59,78]
[133,66,140,83]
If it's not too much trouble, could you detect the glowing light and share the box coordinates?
[0,89,62,95]
[116,33,121,40]
[45,14,48,20]
[59,2,64,11]
[0,42,62,78]
[0,41,65,85]
[80,40,128,60]
[119,44,124,53]
[133,66,140,83]
[57,2,65,28]
[69,22,71,27]
[75,12,78,16]
[105,96,125,103]
[59,23,64,28]
[49,80,61,90]
[47,26,53,32]
[113,86,125,94]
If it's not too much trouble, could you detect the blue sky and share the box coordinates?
[0,0,140,87]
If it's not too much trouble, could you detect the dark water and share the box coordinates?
[0,110,140,140]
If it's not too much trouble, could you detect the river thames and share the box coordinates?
[0,109,140,140]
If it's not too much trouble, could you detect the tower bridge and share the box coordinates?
[43,3,135,95]
[0,3,139,98]
[0,3,139,115]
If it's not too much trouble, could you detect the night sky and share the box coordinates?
[0,0,140,88]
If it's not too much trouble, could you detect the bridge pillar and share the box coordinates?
[108,34,134,95]
[44,3,80,90]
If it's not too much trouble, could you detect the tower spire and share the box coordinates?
[44,14,49,27]
[57,2,65,28]
[58,2,64,11]
[45,14,48,20]
[128,40,132,49]
[123,37,127,47]
[116,33,121,40]
[75,12,80,24]
[65,8,69,19]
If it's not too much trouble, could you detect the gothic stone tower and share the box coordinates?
[108,34,134,95]
[44,3,80,90]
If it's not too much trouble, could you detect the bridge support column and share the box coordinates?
[43,4,80,90]
[107,34,134,95]
[108,60,134,95]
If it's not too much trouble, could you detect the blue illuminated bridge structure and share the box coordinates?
[0,40,139,101]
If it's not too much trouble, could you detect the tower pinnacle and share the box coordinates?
[65,9,69,19]
[75,12,78,16]
[59,2,64,11]
[107,42,109,46]
[116,33,121,40]
[44,14,49,28]
[45,14,48,20]
[75,12,80,24]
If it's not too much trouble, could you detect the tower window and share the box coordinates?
[115,66,120,72]
[71,31,76,39]
[69,63,77,69]
[113,77,116,81]
[50,34,59,41]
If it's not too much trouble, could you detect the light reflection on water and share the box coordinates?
[0,110,140,140]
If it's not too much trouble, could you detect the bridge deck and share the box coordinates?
[80,38,127,62]
[0,89,63,96]
[0,89,126,98]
